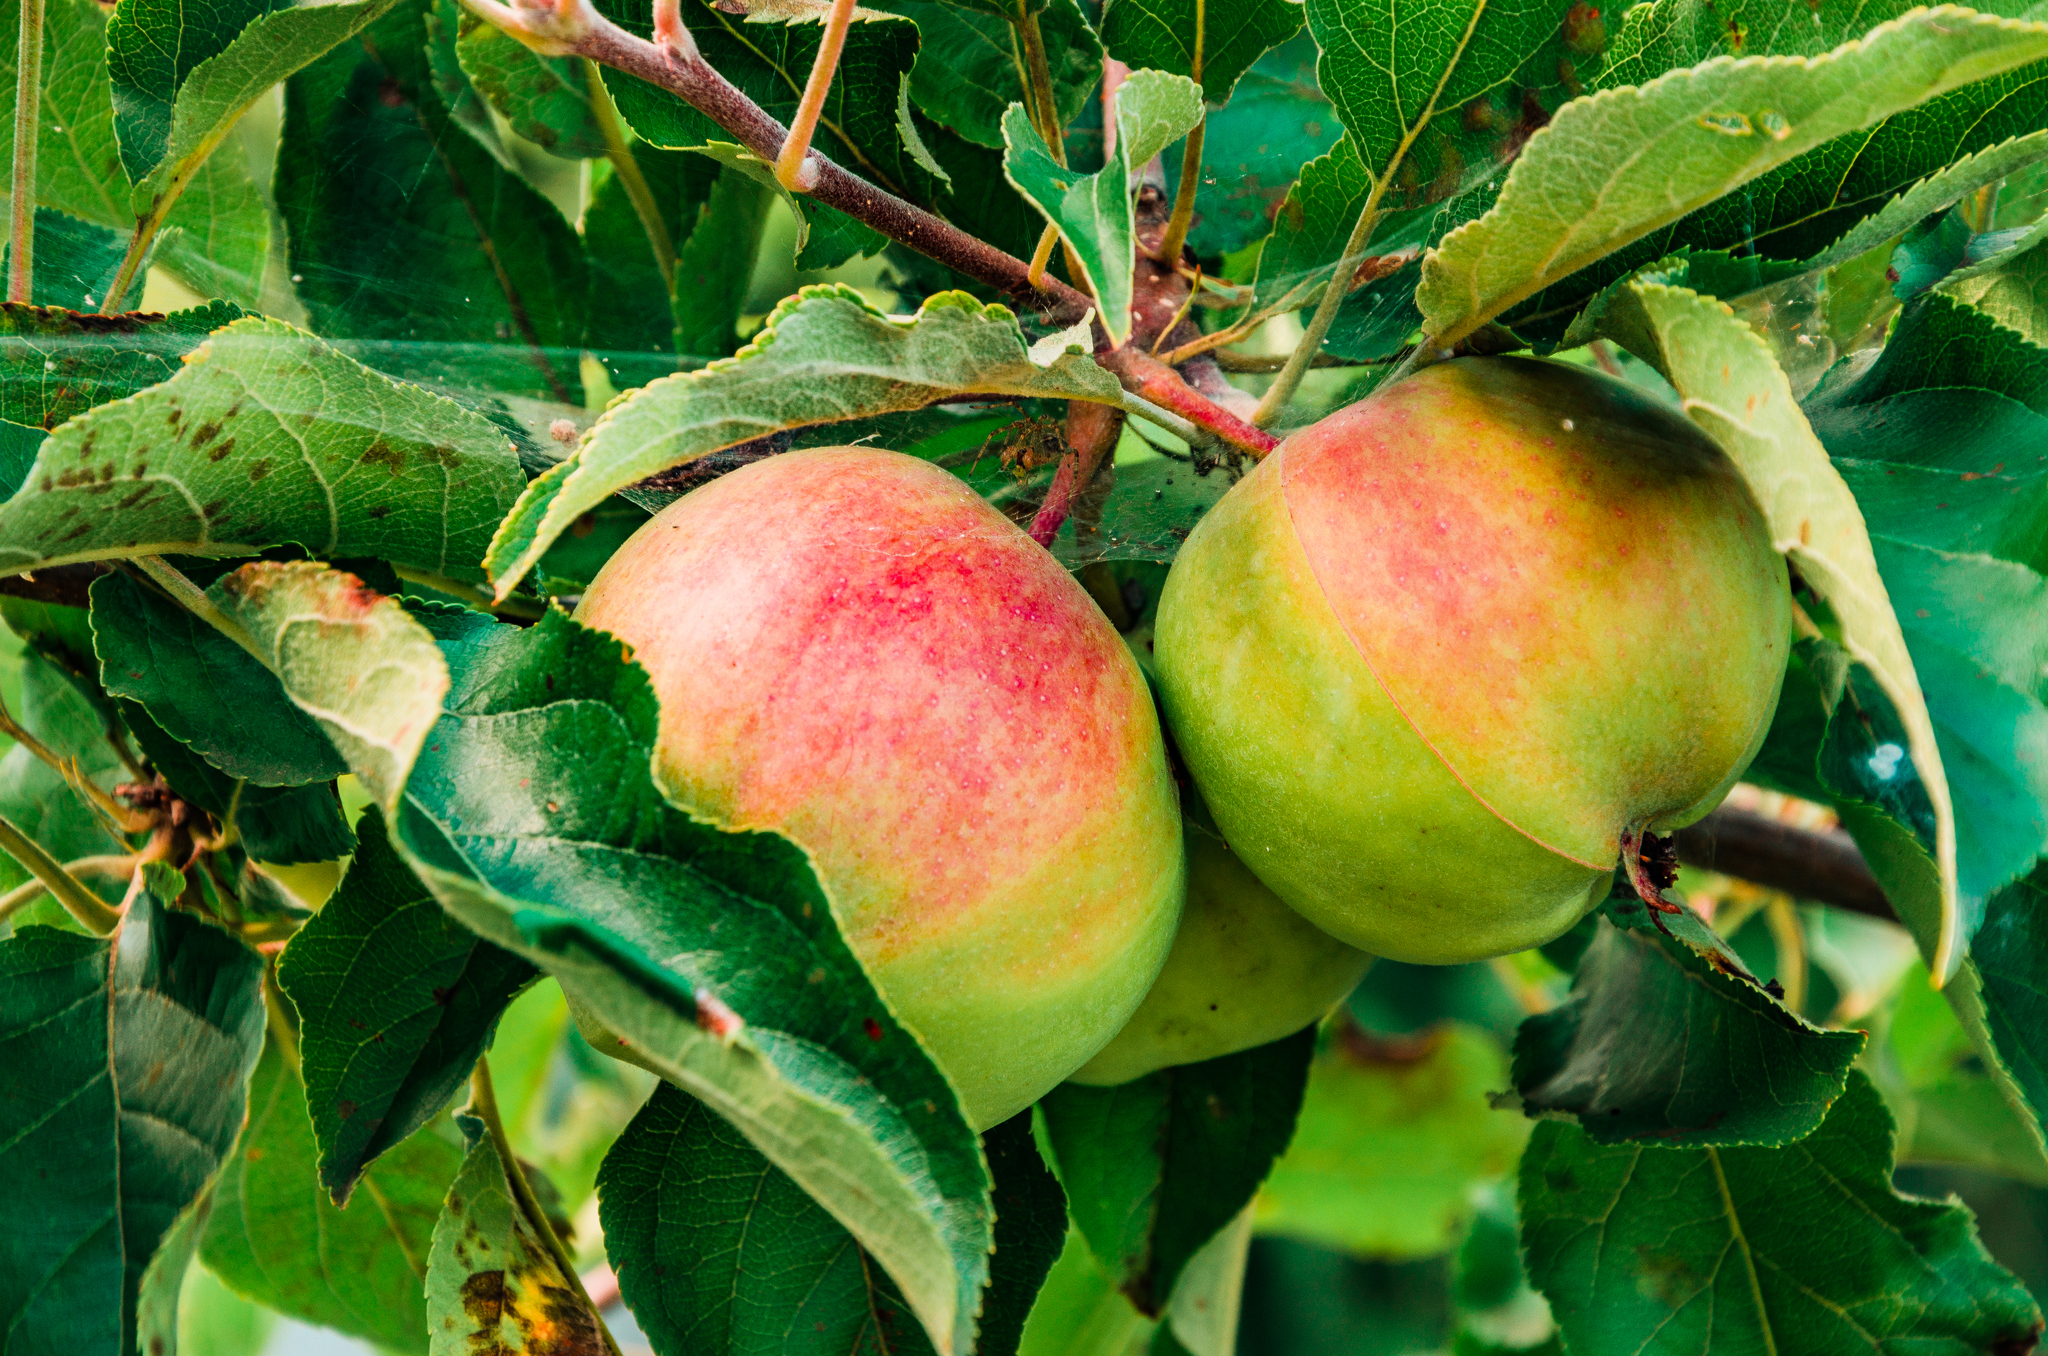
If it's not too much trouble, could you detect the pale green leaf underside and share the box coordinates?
[482,285,1123,598]
[1418,5,2048,346]
[1116,68,1206,169]
[0,317,526,580]
[132,0,395,210]
[211,561,451,814]
[1589,280,1962,977]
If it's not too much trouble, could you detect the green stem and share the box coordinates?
[7,0,42,304]
[1151,0,1203,265]
[1015,9,1065,168]
[1253,195,1381,427]
[131,555,268,664]
[470,1055,625,1356]
[586,60,675,292]
[0,814,124,934]
[1154,118,1204,266]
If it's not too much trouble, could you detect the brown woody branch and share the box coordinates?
[0,562,108,608]
[1671,806,1896,923]
[466,0,1277,458]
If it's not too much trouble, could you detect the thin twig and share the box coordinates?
[7,0,42,304]
[1671,806,1895,923]
[471,1055,626,1356]
[586,60,675,291]
[1253,199,1380,426]
[773,0,856,190]
[0,814,124,934]
[0,853,136,926]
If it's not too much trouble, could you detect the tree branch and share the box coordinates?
[0,562,109,608]
[1671,806,1896,924]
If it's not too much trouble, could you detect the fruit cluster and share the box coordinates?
[576,355,1790,1127]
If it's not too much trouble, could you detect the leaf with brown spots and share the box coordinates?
[0,316,524,582]
[428,1121,602,1356]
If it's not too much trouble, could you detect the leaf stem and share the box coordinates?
[0,814,124,934]
[470,1054,625,1356]
[1025,222,1060,287]
[773,0,857,191]
[585,60,675,292]
[7,0,41,304]
[1154,119,1203,266]
[130,555,268,666]
[0,854,136,925]
[1151,0,1203,265]
[1252,197,1379,426]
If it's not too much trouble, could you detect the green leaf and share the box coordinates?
[0,317,527,581]
[1521,1071,2043,1353]
[1103,0,1300,105]
[1587,274,1965,976]
[1038,1029,1312,1316]
[583,145,717,385]
[1254,1024,1531,1261]
[423,0,520,169]
[1173,33,1337,259]
[110,0,395,202]
[1001,71,1204,344]
[427,1116,602,1356]
[372,606,992,1356]
[202,1041,461,1353]
[91,571,344,786]
[280,808,536,1203]
[1015,1229,1157,1356]
[278,0,588,404]
[598,0,942,209]
[1968,863,2048,1159]
[599,1094,1062,1356]
[874,0,1102,150]
[483,286,1123,597]
[1510,902,1864,1145]
[1418,7,2048,348]
[454,8,609,157]
[209,561,452,811]
[1950,234,2048,344]
[672,163,779,358]
[0,892,266,1356]
[0,647,131,899]
[0,301,244,431]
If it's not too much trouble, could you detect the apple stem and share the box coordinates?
[1619,825,1684,916]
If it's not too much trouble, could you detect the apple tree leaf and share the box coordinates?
[202,1041,461,1354]
[0,893,266,1356]
[1418,6,2048,349]
[1099,0,1302,106]
[1037,1027,1313,1317]
[875,0,1101,151]
[482,285,1123,599]
[1509,898,1864,1146]
[1949,234,2048,345]
[279,809,537,1205]
[598,1092,1064,1356]
[1585,275,1963,976]
[1175,33,1338,259]
[0,317,526,582]
[90,571,345,787]
[316,603,994,1356]
[1254,1023,1530,1261]
[453,7,609,157]
[1520,1071,2042,1353]
[278,0,589,404]
[208,561,451,811]
[0,301,244,431]
[426,1114,603,1356]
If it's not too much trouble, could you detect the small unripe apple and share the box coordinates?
[1070,793,1371,1086]
[575,447,1186,1128]
[1154,357,1789,964]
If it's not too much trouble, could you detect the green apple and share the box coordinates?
[1154,357,1789,964]
[1070,793,1371,1086]
[576,446,1186,1128]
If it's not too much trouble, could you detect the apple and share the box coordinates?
[575,446,1186,1128]
[1153,357,1789,964]
[1070,792,1371,1086]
